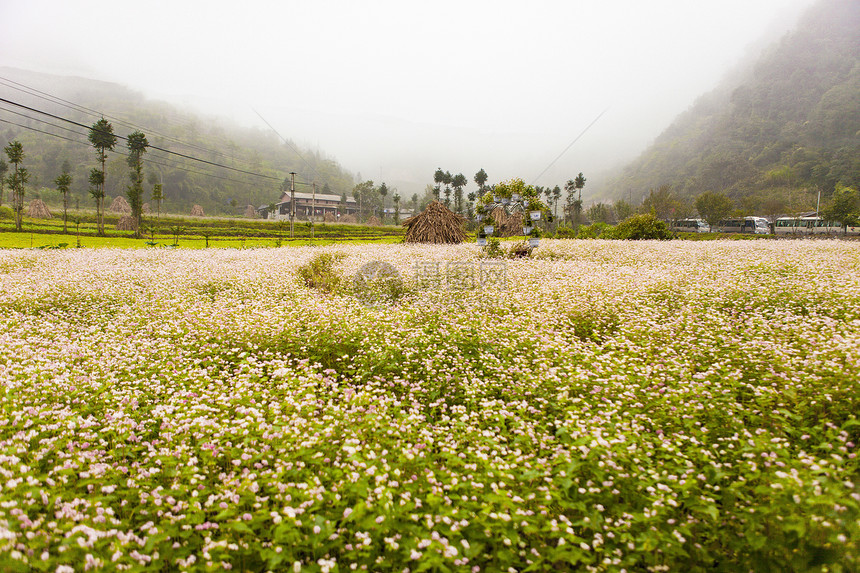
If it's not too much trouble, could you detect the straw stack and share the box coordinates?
[109,195,132,214]
[244,204,257,218]
[367,215,381,227]
[26,199,52,219]
[116,215,137,230]
[402,201,467,244]
[324,212,337,223]
[190,205,205,217]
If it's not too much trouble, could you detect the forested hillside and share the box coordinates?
[0,68,354,215]
[607,0,859,212]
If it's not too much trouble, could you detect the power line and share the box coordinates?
[0,113,280,188]
[0,75,251,167]
[252,107,323,183]
[0,96,283,183]
[0,117,88,147]
[531,108,609,185]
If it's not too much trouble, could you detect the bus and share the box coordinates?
[717,216,770,234]
[670,219,710,233]
[775,216,859,236]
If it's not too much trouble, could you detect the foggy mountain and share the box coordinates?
[0,68,355,215]
[601,0,860,209]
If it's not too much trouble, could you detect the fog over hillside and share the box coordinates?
[603,0,860,209]
[1,0,816,199]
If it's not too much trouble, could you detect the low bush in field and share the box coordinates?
[576,222,614,239]
[554,225,577,238]
[297,251,347,293]
[0,241,857,572]
[612,213,673,240]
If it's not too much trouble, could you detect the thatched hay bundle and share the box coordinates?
[324,212,337,223]
[142,203,151,214]
[190,204,205,217]
[340,214,357,224]
[109,195,131,214]
[116,215,137,231]
[367,216,381,227]
[26,199,52,219]
[402,201,467,244]
[490,207,524,237]
[244,204,257,218]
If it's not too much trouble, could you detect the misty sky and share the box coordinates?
[1,0,817,199]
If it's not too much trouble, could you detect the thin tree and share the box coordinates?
[452,173,467,214]
[574,173,586,203]
[126,130,148,237]
[433,168,445,201]
[442,171,453,207]
[55,164,73,234]
[474,168,488,193]
[88,168,105,229]
[564,179,579,226]
[88,118,117,235]
[393,192,401,225]
[4,141,27,231]
[0,158,7,207]
[552,185,562,219]
[467,192,476,219]
[574,173,587,227]
[151,183,164,219]
[378,182,388,222]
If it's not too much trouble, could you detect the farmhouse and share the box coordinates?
[259,190,358,220]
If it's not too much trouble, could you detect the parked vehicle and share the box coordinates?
[717,216,770,234]
[775,216,859,236]
[671,219,710,233]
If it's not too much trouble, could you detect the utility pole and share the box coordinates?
[289,172,296,238]
[312,181,316,239]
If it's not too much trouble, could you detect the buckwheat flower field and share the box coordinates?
[0,240,857,572]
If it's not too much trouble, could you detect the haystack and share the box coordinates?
[116,215,137,231]
[142,203,151,214]
[490,207,524,237]
[340,214,357,224]
[324,212,337,223]
[190,204,205,217]
[402,201,467,244]
[109,195,131,214]
[244,204,257,218]
[367,216,381,227]
[26,199,52,219]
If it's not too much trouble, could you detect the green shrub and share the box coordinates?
[613,213,673,240]
[507,240,532,258]
[0,205,13,220]
[554,226,577,238]
[296,252,346,293]
[577,222,615,239]
[481,237,505,258]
